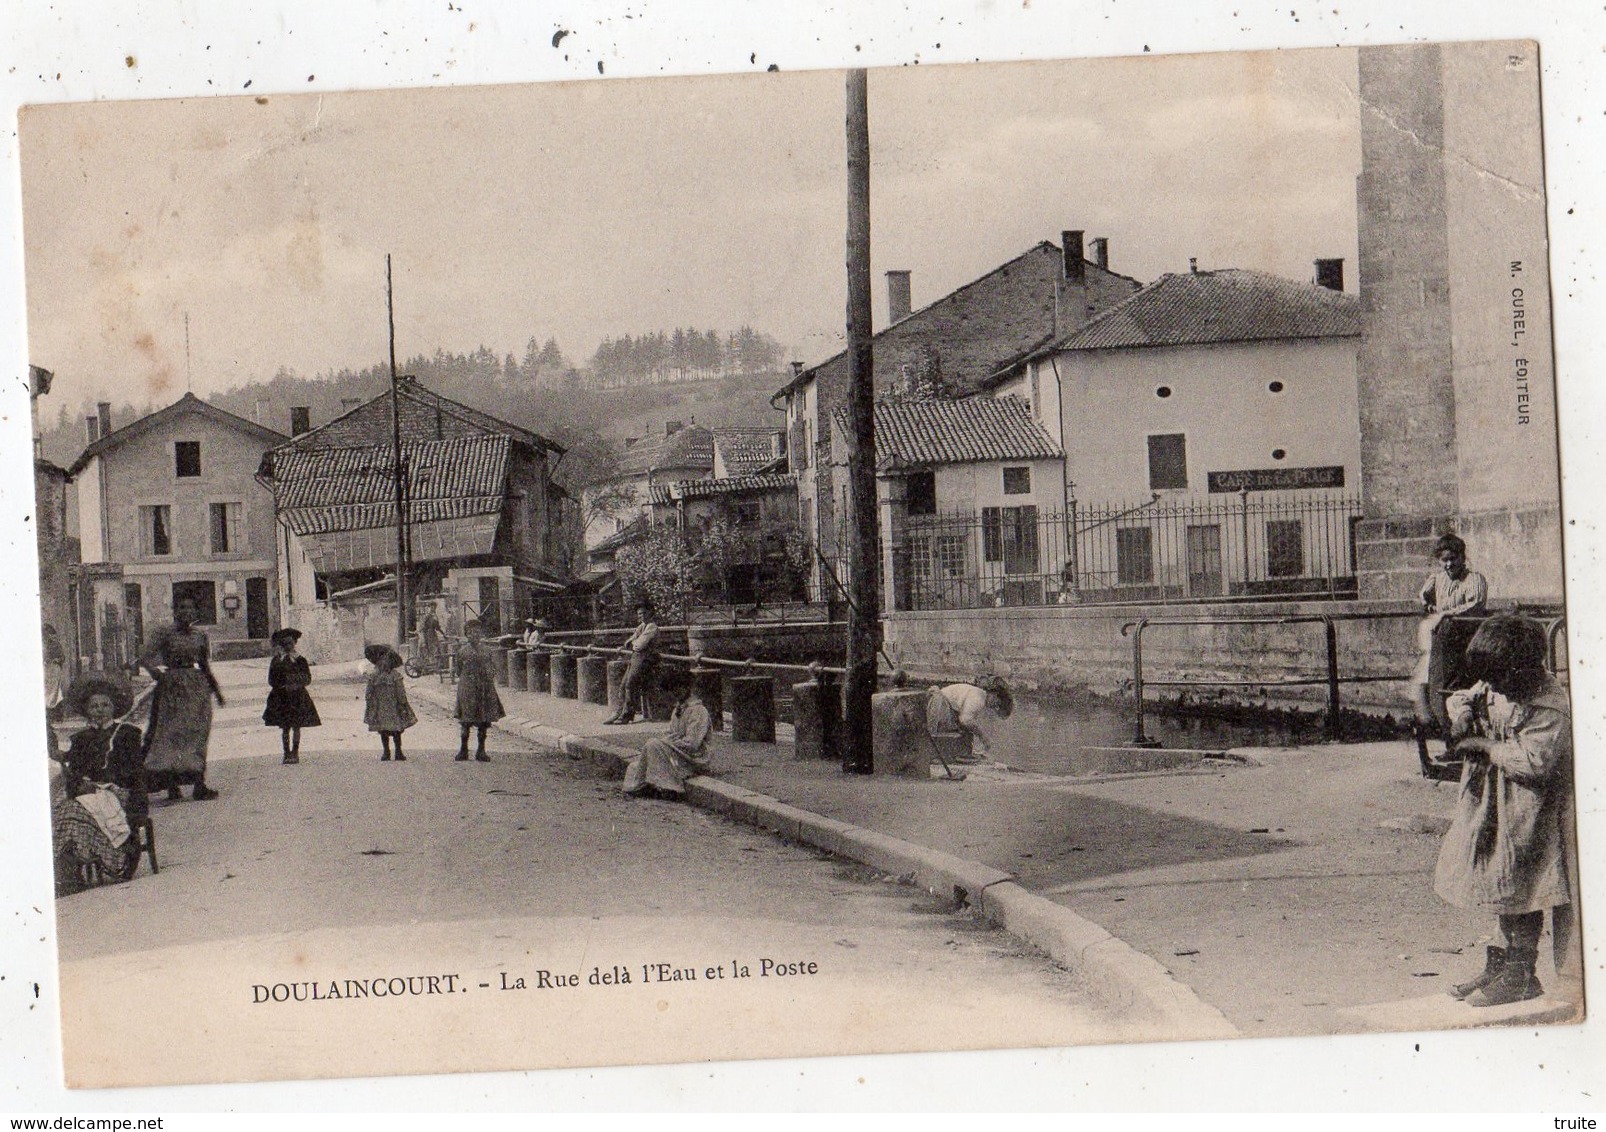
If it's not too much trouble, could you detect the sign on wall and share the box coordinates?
[1206,466,1346,493]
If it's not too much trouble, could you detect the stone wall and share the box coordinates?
[883,600,1431,714]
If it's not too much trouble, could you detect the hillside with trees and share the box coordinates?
[34,326,793,570]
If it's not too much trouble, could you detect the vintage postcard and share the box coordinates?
[14,36,1589,1095]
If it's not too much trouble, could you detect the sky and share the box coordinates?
[19,46,1361,412]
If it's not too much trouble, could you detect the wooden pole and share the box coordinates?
[843,69,879,775]
[387,255,410,648]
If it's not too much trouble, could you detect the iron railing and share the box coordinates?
[892,493,1363,611]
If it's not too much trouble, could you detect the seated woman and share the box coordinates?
[621,673,711,800]
[52,675,146,892]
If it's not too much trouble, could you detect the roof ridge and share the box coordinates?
[67,393,289,476]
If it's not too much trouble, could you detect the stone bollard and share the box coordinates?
[643,667,674,722]
[871,688,933,778]
[606,658,629,715]
[791,670,840,760]
[551,653,578,698]
[508,648,528,690]
[729,674,776,743]
[526,649,551,694]
[691,664,725,731]
[491,646,509,688]
[577,655,609,705]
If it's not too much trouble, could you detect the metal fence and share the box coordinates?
[892,493,1363,611]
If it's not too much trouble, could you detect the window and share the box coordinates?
[140,505,173,557]
[983,505,1039,572]
[170,580,217,625]
[1147,434,1187,490]
[1117,526,1155,585]
[174,441,201,478]
[1002,466,1031,496]
[731,499,761,525]
[906,471,936,516]
[209,502,243,554]
[1267,520,1305,578]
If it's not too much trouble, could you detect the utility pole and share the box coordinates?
[387,255,410,648]
[842,69,879,775]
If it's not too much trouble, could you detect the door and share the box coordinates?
[478,576,502,634]
[1186,524,1224,597]
[123,582,145,659]
[245,576,270,639]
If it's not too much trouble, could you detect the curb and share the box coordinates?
[414,683,1238,1037]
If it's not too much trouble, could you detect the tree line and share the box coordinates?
[587,325,784,387]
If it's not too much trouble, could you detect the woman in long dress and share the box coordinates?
[621,675,711,800]
[454,620,503,761]
[263,627,320,764]
[139,596,225,801]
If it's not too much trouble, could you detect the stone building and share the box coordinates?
[66,394,288,666]
[261,379,570,642]
[774,230,1140,593]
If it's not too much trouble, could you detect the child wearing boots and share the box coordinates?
[453,619,503,761]
[263,628,320,764]
[363,644,417,761]
[1434,614,1578,1007]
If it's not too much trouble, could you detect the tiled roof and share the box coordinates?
[837,396,1061,470]
[278,380,562,456]
[711,427,783,477]
[659,472,797,502]
[591,515,649,554]
[275,435,510,536]
[1050,269,1361,352]
[67,393,287,477]
[775,240,1142,402]
[615,424,714,478]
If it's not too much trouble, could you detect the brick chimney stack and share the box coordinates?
[1061,231,1085,283]
[886,270,912,323]
[97,402,112,439]
[85,415,100,444]
[290,406,311,436]
[1090,237,1109,271]
[1315,258,1345,292]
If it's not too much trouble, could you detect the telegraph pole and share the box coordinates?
[843,69,879,774]
[387,255,410,648]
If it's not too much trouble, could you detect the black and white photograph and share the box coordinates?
[2,0,1603,1114]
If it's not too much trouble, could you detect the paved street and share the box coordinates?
[54,659,1146,1088]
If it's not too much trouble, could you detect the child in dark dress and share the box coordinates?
[262,628,321,764]
[453,620,503,761]
[364,644,417,761]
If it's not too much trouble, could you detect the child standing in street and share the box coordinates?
[453,620,503,761]
[363,644,417,762]
[263,628,320,765]
[1434,614,1578,1007]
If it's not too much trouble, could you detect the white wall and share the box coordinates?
[76,455,104,563]
[1052,336,1361,503]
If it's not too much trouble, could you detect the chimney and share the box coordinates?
[1090,237,1109,271]
[340,397,361,414]
[886,270,912,323]
[1061,230,1085,283]
[97,402,112,438]
[1189,257,1199,274]
[1315,258,1345,292]
[254,398,270,425]
[290,406,311,436]
[85,415,100,444]
[790,361,804,379]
